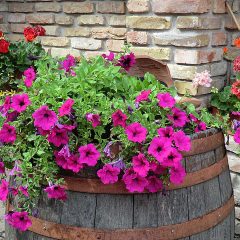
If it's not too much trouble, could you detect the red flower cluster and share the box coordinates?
[233,56,240,73]
[231,80,240,99]
[23,25,46,42]
[0,31,10,54]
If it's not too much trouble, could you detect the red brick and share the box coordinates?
[96,1,125,14]
[152,0,211,13]
[106,39,125,52]
[8,13,25,23]
[225,16,240,30]
[127,0,149,13]
[127,31,148,45]
[63,2,93,14]
[0,15,3,24]
[55,15,73,25]
[212,32,227,46]
[175,49,222,64]
[26,14,54,24]
[213,0,226,13]
[9,3,34,12]
[0,24,9,33]
[10,23,28,33]
[35,2,61,12]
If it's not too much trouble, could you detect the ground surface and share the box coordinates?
[0,137,239,240]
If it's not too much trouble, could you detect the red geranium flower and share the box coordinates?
[0,39,10,53]
[23,27,37,42]
[0,31,3,38]
[34,25,46,36]
[231,80,240,99]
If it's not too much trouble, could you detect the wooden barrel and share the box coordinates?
[5,129,235,240]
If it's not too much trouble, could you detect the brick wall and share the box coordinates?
[0,0,240,102]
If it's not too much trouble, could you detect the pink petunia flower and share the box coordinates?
[169,164,186,185]
[0,123,16,144]
[102,52,115,61]
[86,113,101,128]
[112,110,128,128]
[132,153,150,177]
[6,111,19,122]
[162,148,182,168]
[146,176,163,193]
[32,105,58,131]
[60,55,76,73]
[0,96,11,117]
[19,186,29,197]
[125,122,148,143]
[54,151,68,170]
[167,107,188,128]
[47,126,69,147]
[234,128,240,144]
[0,161,5,174]
[44,185,67,200]
[149,161,167,175]
[195,122,207,133]
[157,126,174,139]
[123,168,148,193]
[23,67,36,88]
[157,93,176,108]
[173,130,191,152]
[117,52,136,71]
[11,94,31,113]
[0,179,8,201]
[97,164,120,184]
[67,154,83,173]
[189,114,198,123]
[78,143,100,167]
[58,99,74,117]
[5,211,32,231]
[9,161,21,176]
[148,137,171,163]
[9,187,18,196]
[135,90,151,103]
[58,145,71,159]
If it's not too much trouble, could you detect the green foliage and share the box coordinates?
[0,39,45,90]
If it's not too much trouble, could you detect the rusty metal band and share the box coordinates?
[7,195,235,240]
[61,154,228,194]
[182,131,224,157]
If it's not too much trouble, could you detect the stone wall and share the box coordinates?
[0,0,240,102]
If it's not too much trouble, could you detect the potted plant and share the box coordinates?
[0,52,234,239]
[0,26,46,91]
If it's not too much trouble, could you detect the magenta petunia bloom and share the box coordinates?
[157,93,176,108]
[6,111,19,123]
[0,96,11,117]
[0,179,8,201]
[102,52,115,61]
[0,161,5,174]
[173,130,191,152]
[132,153,150,177]
[19,186,29,197]
[0,123,16,144]
[60,55,76,73]
[24,66,36,88]
[78,143,100,167]
[149,161,167,175]
[5,211,32,231]
[148,137,171,163]
[97,164,120,184]
[117,52,136,71]
[11,94,31,113]
[54,151,68,170]
[169,164,186,185]
[195,121,207,133]
[67,154,83,173]
[112,109,128,128]
[189,113,198,123]
[32,105,58,131]
[86,113,101,128]
[125,122,148,143]
[234,128,240,144]
[162,148,182,168]
[146,176,163,193]
[123,168,148,193]
[9,161,21,176]
[9,187,18,196]
[167,107,188,128]
[44,185,67,201]
[58,98,74,117]
[135,90,151,103]
[58,145,71,159]
[47,126,69,147]
[157,126,174,139]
